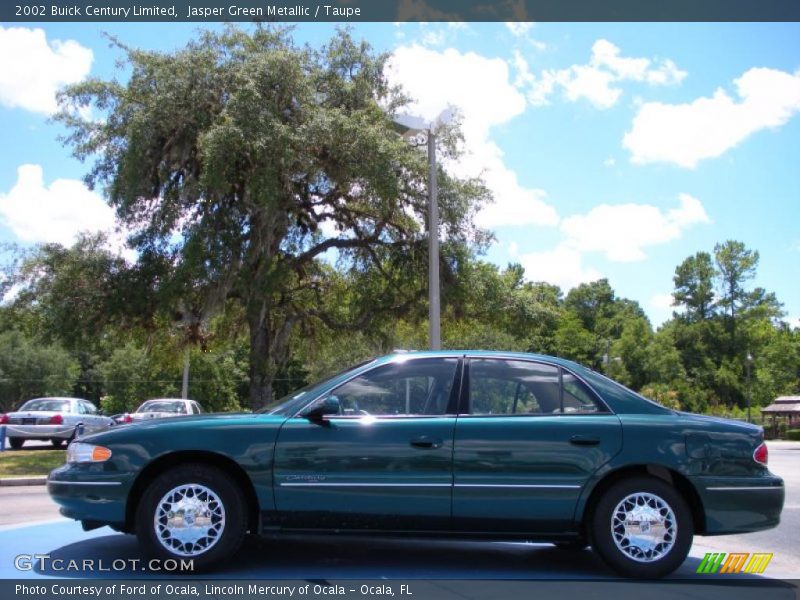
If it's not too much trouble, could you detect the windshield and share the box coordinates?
[138,400,187,414]
[20,399,71,412]
[259,359,377,416]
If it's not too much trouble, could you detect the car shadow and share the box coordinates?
[34,532,612,579]
[32,531,787,586]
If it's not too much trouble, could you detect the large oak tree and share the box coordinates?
[56,27,489,408]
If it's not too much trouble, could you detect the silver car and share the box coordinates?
[117,398,203,424]
[1,397,114,449]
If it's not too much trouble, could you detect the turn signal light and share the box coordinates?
[49,414,64,425]
[91,446,112,462]
[67,443,113,463]
[753,442,768,466]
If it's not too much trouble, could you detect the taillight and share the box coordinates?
[123,414,132,424]
[0,414,8,425]
[49,414,64,425]
[753,442,768,466]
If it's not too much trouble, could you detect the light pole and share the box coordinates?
[392,110,451,351]
[746,351,753,423]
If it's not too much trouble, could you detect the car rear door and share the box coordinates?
[273,356,461,530]
[452,357,622,532]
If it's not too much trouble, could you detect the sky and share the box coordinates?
[0,21,798,328]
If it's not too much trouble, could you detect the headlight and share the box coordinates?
[67,442,112,463]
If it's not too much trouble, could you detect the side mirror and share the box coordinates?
[304,396,341,423]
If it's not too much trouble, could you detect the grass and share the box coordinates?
[0,448,65,478]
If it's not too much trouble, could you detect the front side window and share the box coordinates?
[328,358,459,416]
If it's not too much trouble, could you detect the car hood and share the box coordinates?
[80,411,286,444]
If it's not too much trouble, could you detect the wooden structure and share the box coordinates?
[761,396,800,437]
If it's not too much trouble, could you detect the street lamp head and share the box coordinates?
[746,351,753,363]
[391,108,455,138]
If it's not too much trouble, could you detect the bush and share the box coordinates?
[786,429,800,441]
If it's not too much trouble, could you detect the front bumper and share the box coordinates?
[47,464,133,527]
[693,474,785,535]
[7,424,76,440]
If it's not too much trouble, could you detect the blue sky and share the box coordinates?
[0,22,798,327]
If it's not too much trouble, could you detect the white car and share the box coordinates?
[1,397,114,449]
[117,398,203,424]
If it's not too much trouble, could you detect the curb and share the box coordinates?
[0,476,47,487]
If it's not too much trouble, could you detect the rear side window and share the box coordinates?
[469,359,560,415]
[467,359,606,415]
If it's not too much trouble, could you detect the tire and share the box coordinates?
[590,476,692,578]
[51,438,66,448]
[8,437,24,450]
[135,463,247,570]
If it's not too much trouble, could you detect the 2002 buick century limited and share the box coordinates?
[48,351,784,578]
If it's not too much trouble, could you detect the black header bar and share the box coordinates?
[3,0,800,23]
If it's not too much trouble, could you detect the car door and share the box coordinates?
[273,356,461,530]
[452,357,622,532]
[79,401,104,433]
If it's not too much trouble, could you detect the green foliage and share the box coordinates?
[786,429,800,441]
[0,331,79,412]
[99,343,180,415]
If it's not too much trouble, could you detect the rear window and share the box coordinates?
[20,399,71,412]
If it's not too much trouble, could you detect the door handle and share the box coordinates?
[410,436,442,449]
[569,435,600,446]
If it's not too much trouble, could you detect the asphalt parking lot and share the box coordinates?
[0,441,797,581]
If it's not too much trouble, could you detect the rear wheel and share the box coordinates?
[8,437,24,450]
[590,476,692,578]
[135,463,247,570]
[51,438,65,448]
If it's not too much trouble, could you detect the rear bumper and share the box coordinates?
[7,425,75,440]
[693,475,785,535]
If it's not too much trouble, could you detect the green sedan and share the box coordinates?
[47,351,784,578]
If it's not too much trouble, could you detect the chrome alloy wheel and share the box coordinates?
[611,492,676,563]
[154,483,226,557]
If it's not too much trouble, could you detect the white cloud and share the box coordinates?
[387,44,559,229]
[0,164,116,246]
[0,26,93,115]
[648,293,677,327]
[788,316,800,330]
[519,245,602,291]
[505,22,533,37]
[521,39,685,109]
[603,157,616,167]
[560,193,711,262]
[624,67,800,168]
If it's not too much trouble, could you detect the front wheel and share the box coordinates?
[590,476,692,578]
[135,463,247,570]
[51,438,66,448]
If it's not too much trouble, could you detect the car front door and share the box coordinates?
[273,357,461,530]
[452,357,622,532]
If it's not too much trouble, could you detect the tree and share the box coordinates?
[57,27,488,408]
[0,330,79,412]
[672,251,715,321]
[714,240,758,344]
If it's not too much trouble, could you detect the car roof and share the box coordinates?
[373,350,587,371]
